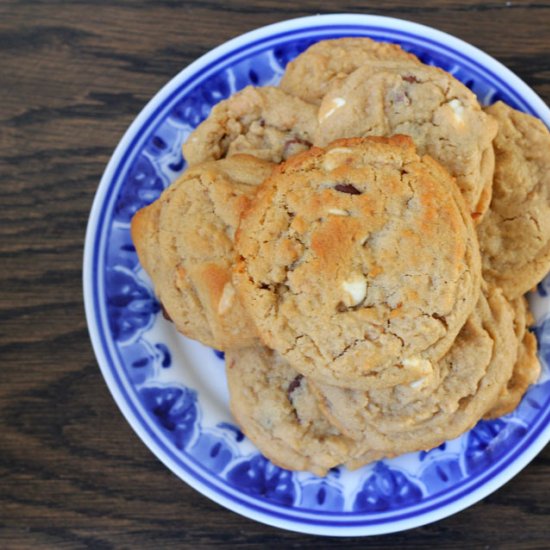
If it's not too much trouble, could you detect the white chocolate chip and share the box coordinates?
[448,99,465,124]
[409,377,427,390]
[342,276,367,307]
[318,97,347,122]
[322,146,354,171]
[218,282,236,314]
[327,208,349,216]
[402,356,433,376]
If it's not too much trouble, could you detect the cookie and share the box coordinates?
[312,286,518,456]
[131,198,162,282]
[485,296,541,419]
[279,37,419,105]
[225,346,382,476]
[132,198,217,345]
[131,155,274,349]
[182,86,318,166]
[234,136,481,389]
[477,101,550,299]
[484,331,539,419]
[314,64,498,217]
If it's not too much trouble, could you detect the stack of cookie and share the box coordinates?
[131,38,550,476]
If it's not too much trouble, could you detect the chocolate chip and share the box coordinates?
[334,183,361,195]
[285,137,312,147]
[287,374,303,399]
[283,137,313,157]
[402,75,419,83]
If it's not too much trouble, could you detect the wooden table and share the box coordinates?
[2,1,549,547]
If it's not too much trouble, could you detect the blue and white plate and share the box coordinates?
[83,14,550,536]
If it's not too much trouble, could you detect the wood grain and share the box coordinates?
[1,1,549,547]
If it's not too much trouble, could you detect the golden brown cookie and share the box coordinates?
[132,198,213,345]
[182,86,318,166]
[234,136,481,389]
[311,287,518,456]
[279,37,419,105]
[225,346,382,476]
[314,64,498,218]
[485,296,541,419]
[477,101,550,299]
[131,155,274,349]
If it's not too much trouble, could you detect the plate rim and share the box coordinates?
[83,13,550,536]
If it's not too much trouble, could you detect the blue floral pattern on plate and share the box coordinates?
[84,15,550,535]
